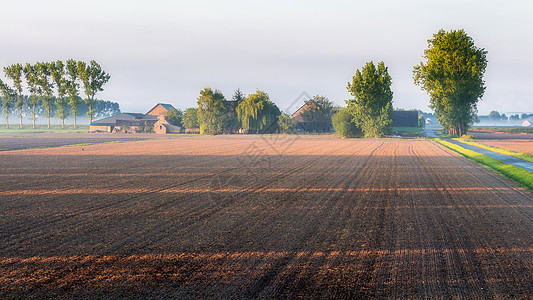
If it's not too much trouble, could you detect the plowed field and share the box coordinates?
[1,136,532,298]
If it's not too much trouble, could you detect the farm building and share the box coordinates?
[522,119,532,127]
[392,110,419,134]
[90,103,182,134]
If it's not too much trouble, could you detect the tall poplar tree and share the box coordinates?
[347,61,393,138]
[0,80,14,128]
[4,64,24,128]
[35,62,54,128]
[50,60,69,128]
[66,59,81,128]
[413,29,488,136]
[23,63,40,128]
[78,60,110,124]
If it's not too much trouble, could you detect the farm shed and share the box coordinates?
[90,103,181,134]
[392,110,419,134]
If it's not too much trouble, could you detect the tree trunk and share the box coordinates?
[62,118,65,128]
[32,104,36,129]
[19,107,22,128]
[74,114,77,129]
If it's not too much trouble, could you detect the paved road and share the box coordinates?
[425,128,533,172]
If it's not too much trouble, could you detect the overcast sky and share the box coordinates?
[1,0,532,115]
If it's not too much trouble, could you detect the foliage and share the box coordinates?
[413,29,488,137]
[347,61,393,138]
[4,63,24,127]
[197,88,228,135]
[277,113,298,133]
[332,107,361,138]
[418,114,425,128]
[34,62,55,128]
[65,59,82,128]
[182,107,199,129]
[488,111,501,121]
[0,79,15,128]
[23,63,40,128]
[165,107,183,126]
[300,96,335,132]
[78,60,111,123]
[236,90,280,133]
[50,60,69,127]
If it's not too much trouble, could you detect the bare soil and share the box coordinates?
[470,131,533,154]
[1,136,532,298]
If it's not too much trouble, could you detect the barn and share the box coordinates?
[90,103,182,134]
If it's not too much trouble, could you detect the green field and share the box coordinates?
[0,125,89,134]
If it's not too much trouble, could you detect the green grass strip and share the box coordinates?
[454,138,533,163]
[434,138,533,191]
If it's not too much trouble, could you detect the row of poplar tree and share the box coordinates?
[0,60,110,128]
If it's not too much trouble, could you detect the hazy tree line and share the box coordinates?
[164,88,336,135]
[0,60,112,129]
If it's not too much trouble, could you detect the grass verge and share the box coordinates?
[455,138,533,163]
[434,138,533,191]
[470,127,533,134]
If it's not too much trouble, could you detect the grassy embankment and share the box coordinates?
[434,138,533,191]
[0,125,89,134]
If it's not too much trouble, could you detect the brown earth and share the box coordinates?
[469,131,533,154]
[1,136,532,298]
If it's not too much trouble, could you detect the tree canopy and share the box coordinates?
[236,90,280,133]
[197,88,228,135]
[347,61,393,138]
[413,29,487,137]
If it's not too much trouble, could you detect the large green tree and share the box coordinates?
[78,60,110,124]
[413,29,488,137]
[236,90,280,133]
[4,64,24,128]
[65,59,82,128]
[50,60,69,128]
[35,62,54,128]
[347,61,393,138]
[23,63,40,128]
[165,107,183,126]
[301,95,335,132]
[332,107,362,138]
[277,113,298,134]
[182,107,199,129]
[197,88,228,135]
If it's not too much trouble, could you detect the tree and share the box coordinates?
[277,113,298,133]
[418,114,426,128]
[66,59,82,128]
[165,107,183,126]
[4,64,24,128]
[488,111,501,121]
[182,107,199,129]
[301,95,335,132]
[78,60,110,124]
[413,29,488,137]
[50,60,69,128]
[23,63,40,128]
[232,88,245,103]
[35,62,54,128]
[0,80,15,128]
[197,88,228,134]
[332,107,361,138]
[347,61,393,138]
[510,114,520,121]
[236,90,280,133]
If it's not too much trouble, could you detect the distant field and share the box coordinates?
[1,136,532,298]
[469,131,533,155]
[0,133,158,151]
[470,127,533,134]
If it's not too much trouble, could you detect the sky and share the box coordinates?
[1,0,532,115]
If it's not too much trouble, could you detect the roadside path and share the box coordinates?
[425,128,533,172]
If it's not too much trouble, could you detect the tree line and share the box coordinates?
[0,60,111,129]
[164,88,337,135]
